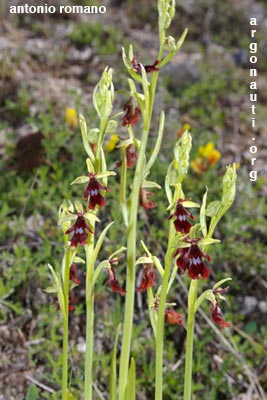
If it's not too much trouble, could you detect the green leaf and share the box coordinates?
[79,114,95,161]
[110,324,121,400]
[124,357,136,400]
[200,188,208,237]
[145,110,165,174]
[48,264,66,320]
[26,384,39,400]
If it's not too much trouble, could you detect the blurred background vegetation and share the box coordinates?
[0,0,267,398]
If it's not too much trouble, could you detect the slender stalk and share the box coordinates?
[118,69,161,399]
[155,225,175,400]
[184,280,199,400]
[84,229,96,399]
[62,250,71,400]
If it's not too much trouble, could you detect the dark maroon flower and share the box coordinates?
[169,199,194,234]
[69,263,80,285]
[175,241,211,280]
[122,98,141,127]
[105,267,126,296]
[116,143,138,169]
[125,144,138,168]
[137,263,155,292]
[210,302,230,329]
[165,309,183,325]
[84,173,110,210]
[140,188,157,209]
[131,56,159,74]
[65,212,93,247]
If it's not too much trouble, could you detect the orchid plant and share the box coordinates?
[46,1,237,399]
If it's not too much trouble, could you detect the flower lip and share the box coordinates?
[65,212,93,247]
[175,239,211,280]
[83,173,110,210]
[210,302,230,329]
[122,98,141,127]
[165,309,183,325]
[105,267,126,296]
[140,187,157,209]
[137,263,155,292]
[169,198,194,234]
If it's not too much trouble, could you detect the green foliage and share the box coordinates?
[69,21,129,55]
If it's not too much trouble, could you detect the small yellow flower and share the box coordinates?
[65,108,78,129]
[191,141,221,174]
[104,134,119,152]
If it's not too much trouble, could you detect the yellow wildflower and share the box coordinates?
[65,108,78,129]
[191,141,221,174]
[104,134,119,152]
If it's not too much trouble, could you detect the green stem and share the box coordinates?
[119,70,160,400]
[84,237,95,400]
[62,250,72,400]
[184,280,199,400]
[155,225,175,400]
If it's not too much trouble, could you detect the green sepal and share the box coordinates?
[86,158,95,174]
[213,277,232,291]
[142,180,161,189]
[44,286,57,294]
[74,200,83,213]
[96,170,116,179]
[199,237,220,246]
[88,128,99,143]
[83,211,100,222]
[70,176,89,185]
[108,246,127,261]
[136,256,153,265]
[106,120,118,134]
